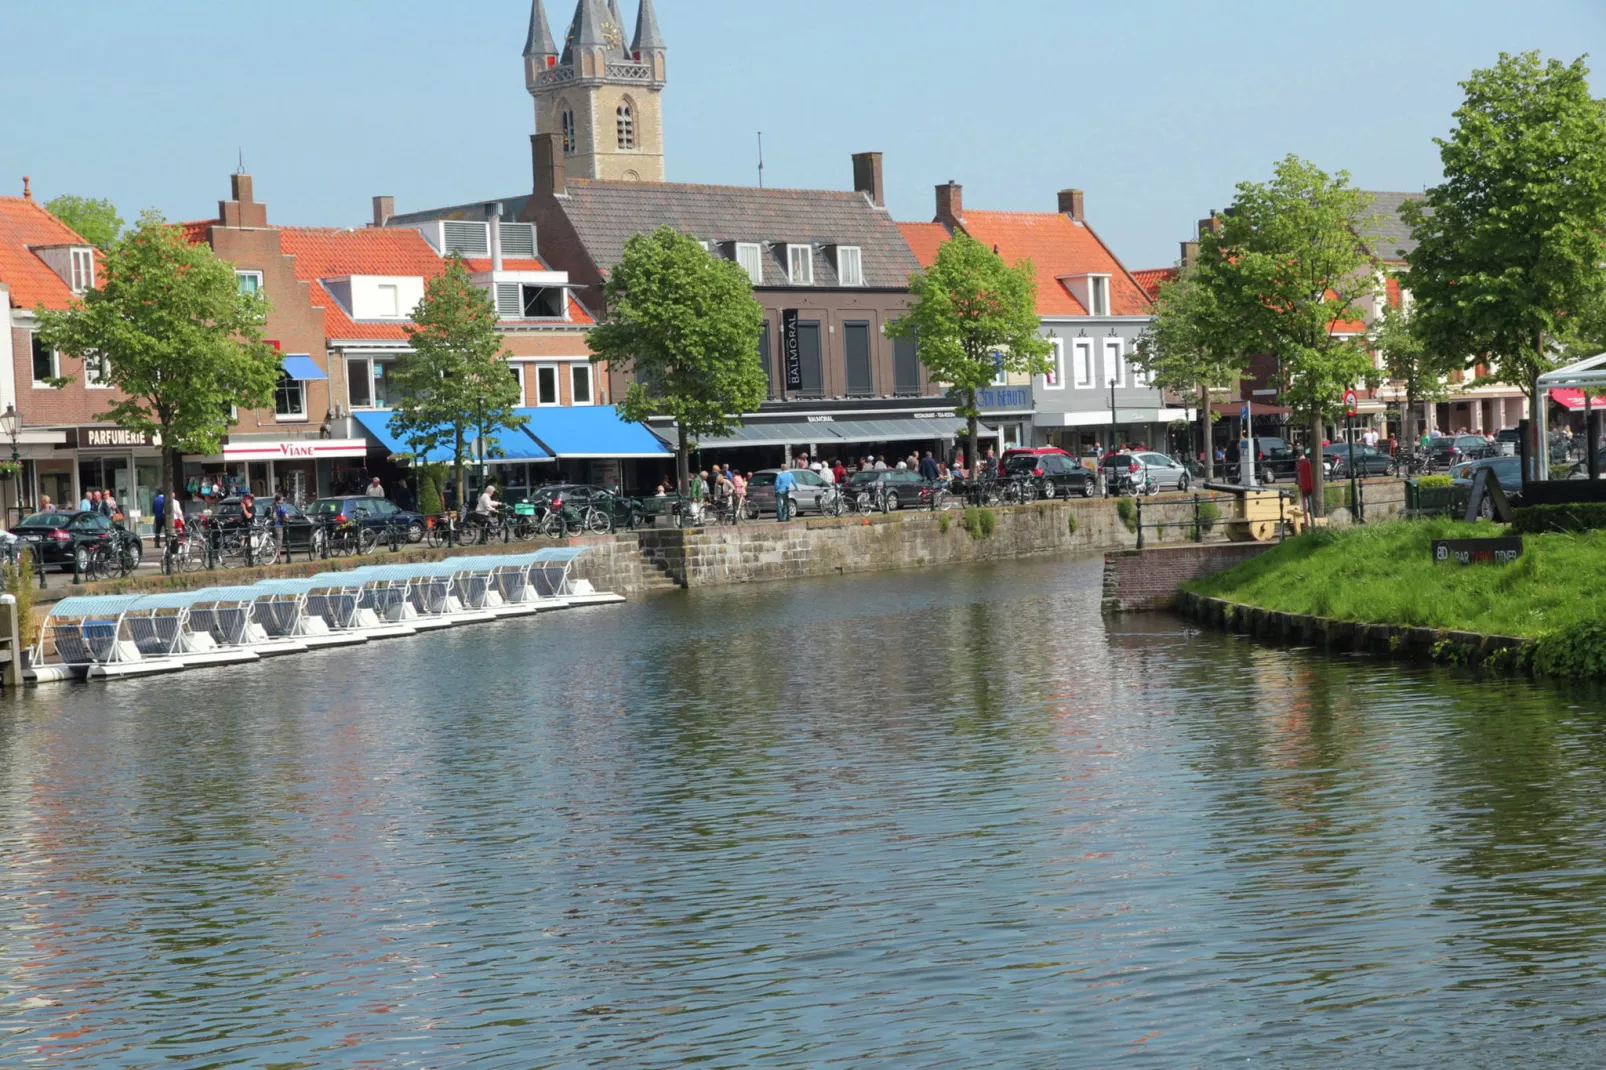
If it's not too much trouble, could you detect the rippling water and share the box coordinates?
[3,557,1606,1066]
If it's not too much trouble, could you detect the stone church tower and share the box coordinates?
[524,0,667,183]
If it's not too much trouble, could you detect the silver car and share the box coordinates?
[1102,451,1192,493]
[746,468,831,516]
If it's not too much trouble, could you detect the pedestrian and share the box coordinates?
[732,470,747,521]
[101,490,118,519]
[366,476,385,498]
[272,493,290,559]
[774,466,797,522]
[831,459,847,486]
[152,490,167,543]
[874,455,888,471]
[1296,448,1316,527]
[39,495,54,514]
[80,489,96,513]
[394,478,414,511]
[919,451,939,481]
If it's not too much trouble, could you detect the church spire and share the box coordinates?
[524,0,557,61]
[632,0,664,54]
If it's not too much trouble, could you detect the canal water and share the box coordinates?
[2,558,1604,1067]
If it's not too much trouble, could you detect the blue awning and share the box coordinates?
[354,411,453,464]
[519,406,672,459]
[352,411,551,464]
[281,355,328,381]
[475,422,552,463]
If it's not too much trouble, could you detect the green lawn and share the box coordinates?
[1186,518,1606,640]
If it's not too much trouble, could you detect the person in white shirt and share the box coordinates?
[366,477,385,498]
[818,462,835,485]
[476,484,500,519]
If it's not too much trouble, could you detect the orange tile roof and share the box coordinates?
[1132,267,1180,300]
[179,219,216,245]
[898,222,951,268]
[955,210,1153,318]
[0,196,91,310]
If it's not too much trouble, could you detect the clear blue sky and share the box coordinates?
[2,0,1602,268]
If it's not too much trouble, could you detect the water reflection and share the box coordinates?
[2,558,1605,1065]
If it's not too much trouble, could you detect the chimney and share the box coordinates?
[1198,215,1222,237]
[1058,189,1085,222]
[533,133,566,198]
[21,176,31,201]
[852,152,885,208]
[1180,240,1199,269]
[372,196,394,228]
[220,173,268,228]
[486,201,505,271]
[935,181,964,229]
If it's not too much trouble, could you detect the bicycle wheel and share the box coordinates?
[540,512,567,539]
[937,490,958,511]
[358,528,380,555]
[178,538,207,574]
[585,508,613,535]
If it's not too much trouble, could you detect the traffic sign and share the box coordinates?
[1344,390,1359,416]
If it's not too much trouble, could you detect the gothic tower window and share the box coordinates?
[616,100,635,149]
[560,105,576,154]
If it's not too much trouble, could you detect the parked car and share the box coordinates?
[1322,443,1395,478]
[746,468,833,515]
[1453,455,1525,518]
[842,469,932,510]
[9,510,144,573]
[1428,434,1497,467]
[1101,451,1193,493]
[307,496,426,542]
[214,497,325,554]
[1001,448,1097,498]
[1225,436,1298,483]
[525,484,642,530]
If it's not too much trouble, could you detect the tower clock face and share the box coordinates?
[603,21,622,49]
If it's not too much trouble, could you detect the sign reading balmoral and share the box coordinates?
[782,309,802,391]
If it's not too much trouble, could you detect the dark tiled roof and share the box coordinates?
[1358,191,1426,263]
[551,179,921,288]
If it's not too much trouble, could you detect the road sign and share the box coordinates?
[1344,390,1359,416]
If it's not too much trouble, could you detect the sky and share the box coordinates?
[2,0,1603,269]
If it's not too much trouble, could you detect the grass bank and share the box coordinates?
[1184,519,1606,676]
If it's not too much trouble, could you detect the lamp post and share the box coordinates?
[0,404,21,519]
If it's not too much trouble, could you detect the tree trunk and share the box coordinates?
[454,426,465,517]
[1403,391,1418,454]
[1199,383,1213,483]
[1309,411,1327,518]
[161,430,176,547]
[966,387,979,483]
[676,423,690,497]
[1532,330,1548,483]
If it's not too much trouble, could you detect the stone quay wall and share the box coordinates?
[1100,543,1278,613]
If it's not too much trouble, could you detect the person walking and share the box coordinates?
[731,470,747,522]
[919,451,939,481]
[1296,449,1316,527]
[831,459,847,486]
[272,493,290,561]
[775,466,797,523]
[39,495,55,514]
[366,477,385,499]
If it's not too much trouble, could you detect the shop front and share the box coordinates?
[185,438,370,506]
[64,425,164,534]
[976,385,1035,455]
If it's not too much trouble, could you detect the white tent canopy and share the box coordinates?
[1533,352,1606,479]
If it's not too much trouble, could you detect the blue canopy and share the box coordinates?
[281,355,328,381]
[475,422,552,463]
[519,406,671,460]
[353,411,550,464]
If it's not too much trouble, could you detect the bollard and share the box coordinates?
[37,549,46,590]
[389,523,400,554]
[1192,493,1203,543]
[1136,495,1145,550]
[72,547,81,585]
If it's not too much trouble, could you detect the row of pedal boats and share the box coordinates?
[28,548,620,682]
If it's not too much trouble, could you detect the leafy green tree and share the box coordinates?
[43,195,123,250]
[1200,156,1378,514]
[888,232,1051,475]
[1403,52,1606,479]
[1372,294,1454,447]
[586,226,766,493]
[390,255,524,512]
[34,210,279,540]
[1134,265,1244,482]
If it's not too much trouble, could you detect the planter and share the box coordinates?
[1406,481,1469,518]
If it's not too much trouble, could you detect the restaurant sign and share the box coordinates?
[782,309,802,391]
[1432,537,1523,566]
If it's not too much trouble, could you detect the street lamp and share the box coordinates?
[0,404,20,462]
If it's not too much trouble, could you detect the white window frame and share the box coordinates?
[787,244,814,286]
[274,374,308,421]
[70,248,95,294]
[509,363,525,403]
[1089,275,1111,317]
[84,351,112,389]
[1043,338,1065,390]
[991,349,1008,386]
[570,362,594,405]
[29,331,59,387]
[534,364,561,406]
[347,355,372,409]
[1073,339,1093,388]
[376,283,401,318]
[736,243,763,285]
[836,246,863,287]
[1103,338,1125,389]
[235,270,264,297]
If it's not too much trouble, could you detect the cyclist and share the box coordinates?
[474,483,502,542]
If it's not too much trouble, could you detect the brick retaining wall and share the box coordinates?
[1101,542,1277,613]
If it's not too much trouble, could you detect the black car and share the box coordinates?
[844,468,933,510]
[524,484,643,530]
[1002,451,1097,498]
[214,497,325,554]
[1225,436,1297,483]
[1322,444,1395,478]
[1428,434,1498,466]
[10,510,144,573]
[308,496,427,542]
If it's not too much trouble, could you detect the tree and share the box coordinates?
[390,255,524,512]
[1201,155,1378,515]
[586,226,767,493]
[44,195,123,250]
[1372,294,1454,447]
[1403,52,1606,480]
[34,210,279,542]
[888,232,1052,475]
[1134,265,1244,482]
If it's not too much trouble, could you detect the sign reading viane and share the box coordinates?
[782,309,802,391]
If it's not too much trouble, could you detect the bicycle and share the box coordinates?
[83,534,140,582]
[219,520,278,568]
[917,483,957,511]
[326,518,378,557]
[815,485,845,518]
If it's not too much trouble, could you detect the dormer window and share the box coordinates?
[1089,275,1110,317]
[836,246,863,287]
[70,248,94,294]
[495,283,567,320]
[736,243,763,285]
[787,245,814,286]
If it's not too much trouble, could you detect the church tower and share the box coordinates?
[525,0,667,184]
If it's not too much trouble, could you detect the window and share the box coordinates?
[757,321,775,397]
[70,248,95,293]
[376,284,400,318]
[894,332,921,395]
[1103,339,1124,388]
[274,373,306,418]
[571,363,593,405]
[845,321,873,396]
[992,349,1008,386]
[560,107,576,154]
[84,351,111,388]
[836,246,863,287]
[536,365,560,406]
[1073,340,1093,387]
[30,333,58,385]
[1044,338,1064,389]
[616,101,635,149]
[1089,276,1110,317]
[736,243,763,285]
[346,355,396,408]
[787,245,814,286]
[522,285,566,318]
[509,363,525,402]
[236,270,263,297]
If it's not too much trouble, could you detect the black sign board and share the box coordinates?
[1433,537,1523,565]
[782,309,802,391]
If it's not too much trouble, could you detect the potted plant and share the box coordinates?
[0,461,21,482]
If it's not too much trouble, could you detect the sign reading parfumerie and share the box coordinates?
[1432,537,1523,565]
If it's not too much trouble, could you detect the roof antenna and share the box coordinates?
[757,132,764,190]
[236,148,246,175]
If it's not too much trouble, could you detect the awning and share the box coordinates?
[518,406,671,459]
[354,411,451,463]
[687,416,985,450]
[475,422,552,463]
[353,411,552,465]
[1550,388,1606,412]
[281,355,328,381]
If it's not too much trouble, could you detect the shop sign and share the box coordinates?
[806,415,836,423]
[912,411,958,420]
[221,438,370,462]
[79,426,154,448]
[977,387,1031,410]
[782,309,802,391]
[1115,409,1157,424]
[1432,537,1522,566]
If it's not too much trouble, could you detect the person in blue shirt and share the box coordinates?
[774,468,797,523]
